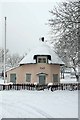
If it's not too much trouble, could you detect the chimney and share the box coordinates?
[41,37,44,42]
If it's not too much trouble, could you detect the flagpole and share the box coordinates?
[4,17,6,83]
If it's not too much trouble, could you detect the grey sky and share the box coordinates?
[0,0,65,56]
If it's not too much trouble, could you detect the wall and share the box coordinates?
[7,64,60,84]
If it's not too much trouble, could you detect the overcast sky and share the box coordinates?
[0,0,66,56]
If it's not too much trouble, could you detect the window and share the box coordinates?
[37,57,47,63]
[10,74,16,83]
[26,74,31,82]
[53,74,58,83]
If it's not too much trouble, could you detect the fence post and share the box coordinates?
[3,85,5,90]
[51,85,53,92]
[61,84,63,90]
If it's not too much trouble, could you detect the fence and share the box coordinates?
[0,83,80,91]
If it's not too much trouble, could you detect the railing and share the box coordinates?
[0,83,80,91]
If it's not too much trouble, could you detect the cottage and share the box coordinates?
[7,39,64,84]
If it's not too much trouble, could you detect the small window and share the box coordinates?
[53,74,58,83]
[26,74,31,82]
[37,57,47,63]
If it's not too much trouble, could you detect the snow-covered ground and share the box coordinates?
[0,75,78,119]
[0,90,78,119]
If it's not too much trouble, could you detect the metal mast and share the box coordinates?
[4,17,6,83]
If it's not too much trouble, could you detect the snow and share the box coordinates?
[0,78,14,85]
[0,76,78,119]
[60,73,78,83]
[19,42,64,65]
[60,78,77,83]
[0,90,78,119]
[48,82,53,86]
[0,78,4,84]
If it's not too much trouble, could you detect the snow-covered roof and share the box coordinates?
[19,42,64,65]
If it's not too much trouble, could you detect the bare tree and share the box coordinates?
[48,0,80,79]
[0,48,9,63]
[7,53,23,67]
[0,48,23,68]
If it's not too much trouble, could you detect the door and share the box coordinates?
[10,74,16,83]
[39,74,46,85]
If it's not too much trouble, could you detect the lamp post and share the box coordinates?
[4,17,7,83]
